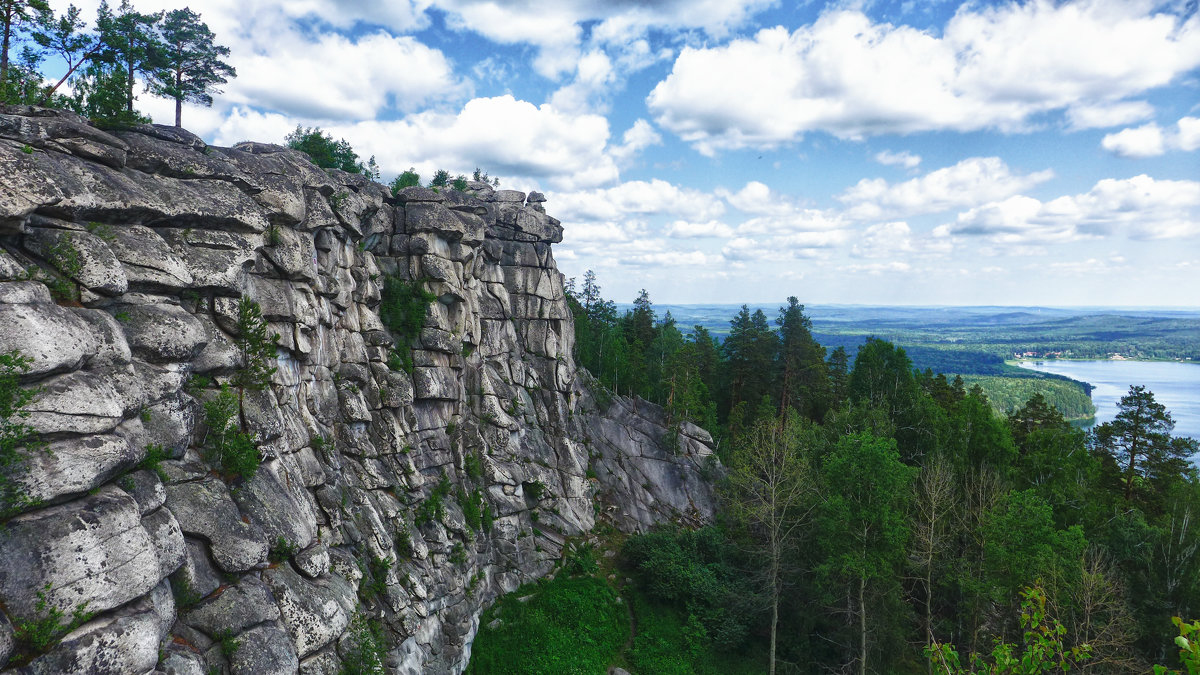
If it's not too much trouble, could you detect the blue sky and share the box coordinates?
[43,0,1200,306]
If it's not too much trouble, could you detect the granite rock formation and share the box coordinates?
[0,105,717,674]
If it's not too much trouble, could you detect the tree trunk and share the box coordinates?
[859,573,868,675]
[174,69,182,127]
[126,56,134,113]
[1,5,13,99]
[769,583,778,675]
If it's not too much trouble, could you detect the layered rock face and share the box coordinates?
[0,105,716,674]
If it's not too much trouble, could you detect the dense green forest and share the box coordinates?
[958,376,1095,422]
[469,271,1200,674]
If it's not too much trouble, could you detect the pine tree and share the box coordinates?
[0,0,50,102]
[95,0,160,115]
[149,7,233,127]
[1093,385,1198,505]
[776,297,828,421]
[33,4,101,104]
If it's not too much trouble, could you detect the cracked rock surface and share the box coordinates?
[0,104,716,674]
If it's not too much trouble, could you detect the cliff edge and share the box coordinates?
[0,105,716,674]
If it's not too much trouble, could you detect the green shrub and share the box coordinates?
[429,169,450,189]
[620,527,756,651]
[340,614,388,675]
[285,126,368,174]
[379,276,436,344]
[524,480,547,502]
[451,175,468,191]
[214,629,240,657]
[564,542,598,576]
[465,577,625,675]
[415,475,452,526]
[456,487,489,532]
[0,350,43,518]
[140,444,170,482]
[464,452,484,481]
[389,169,420,195]
[232,297,278,392]
[13,583,94,656]
[359,556,392,602]
[44,234,82,302]
[269,536,300,563]
[202,386,260,480]
[450,542,467,565]
[170,575,202,610]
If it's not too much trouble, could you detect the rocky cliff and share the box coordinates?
[0,105,717,674]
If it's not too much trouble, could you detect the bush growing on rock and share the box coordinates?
[0,349,43,518]
[202,385,260,480]
[379,275,436,373]
[13,583,94,658]
[285,125,370,174]
[389,168,420,195]
[232,296,278,394]
[340,614,388,675]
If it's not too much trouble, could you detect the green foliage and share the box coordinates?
[0,349,42,517]
[472,167,500,186]
[359,556,392,601]
[456,486,488,532]
[44,232,82,302]
[961,375,1095,422]
[268,536,299,563]
[13,583,94,656]
[563,541,598,576]
[379,275,436,370]
[170,574,202,610]
[340,614,388,675]
[926,585,1091,674]
[202,385,259,480]
[451,174,468,191]
[285,126,367,174]
[449,542,467,565]
[147,8,234,127]
[428,169,450,189]
[232,297,278,392]
[624,590,764,675]
[214,628,240,658]
[415,475,451,526]
[622,526,757,651]
[139,443,169,481]
[524,479,547,502]
[389,168,420,195]
[465,577,625,675]
[1156,617,1200,674]
[386,348,412,375]
[463,452,484,481]
[21,143,33,153]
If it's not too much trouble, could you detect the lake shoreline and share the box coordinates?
[1015,359,1200,440]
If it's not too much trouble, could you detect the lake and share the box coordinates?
[1016,360,1200,440]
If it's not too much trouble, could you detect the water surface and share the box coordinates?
[1017,360,1200,440]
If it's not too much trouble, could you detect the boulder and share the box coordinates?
[164,478,268,573]
[118,301,208,363]
[0,487,168,620]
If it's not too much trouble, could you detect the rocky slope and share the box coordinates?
[0,104,717,674]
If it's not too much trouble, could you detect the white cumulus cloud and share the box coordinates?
[648,1,1200,153]
[839,157,1055,220]
[939,174,1200,244]
[1102,117,1200,157]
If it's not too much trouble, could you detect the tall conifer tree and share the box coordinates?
[150,7,233,127]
